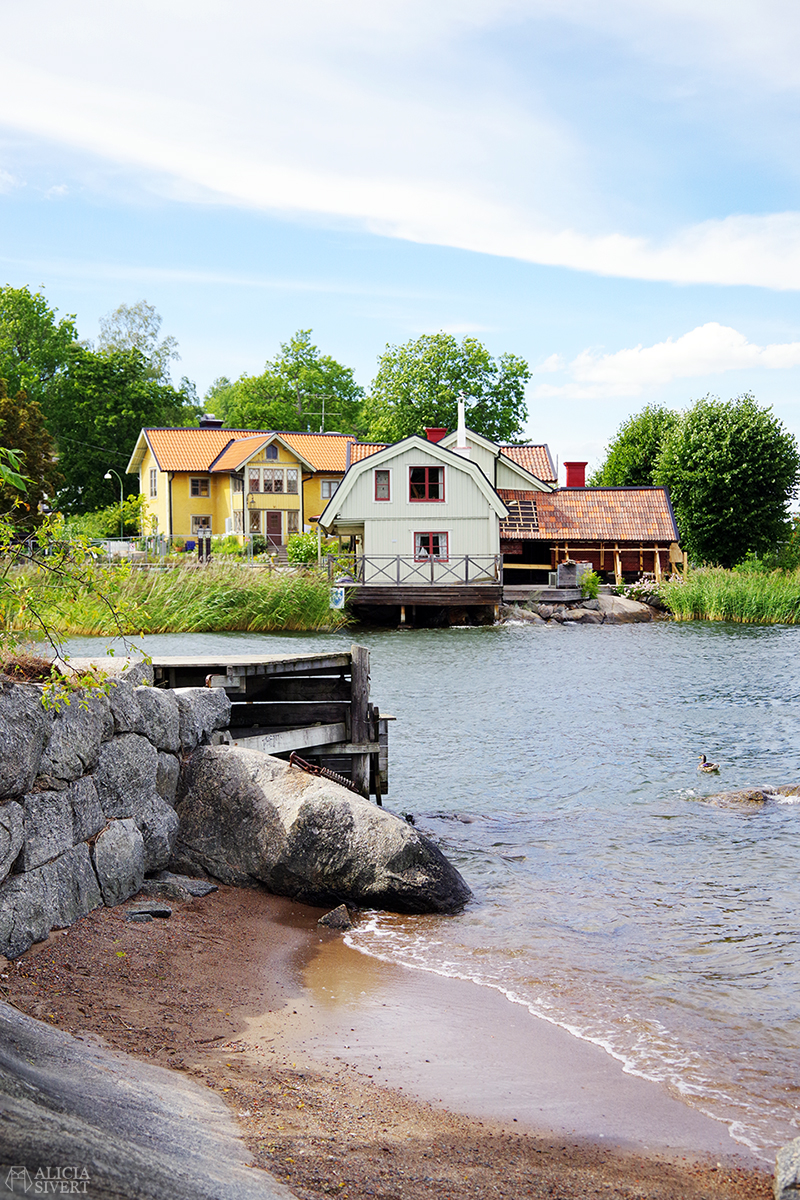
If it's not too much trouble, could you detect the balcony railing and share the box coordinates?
[327,554,503,586]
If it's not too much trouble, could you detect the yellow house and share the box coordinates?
[126,425,354,543]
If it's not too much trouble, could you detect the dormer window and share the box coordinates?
[265,444,278,460]
[409,466,444,501]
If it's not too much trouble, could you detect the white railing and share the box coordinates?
[327,554,503,586]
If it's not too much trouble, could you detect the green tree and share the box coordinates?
[48,347,200,512]
[0,379,62,526]
[588,404,679,486]
[215,331,364,433]
[655,394,800,568]
[362,333,529,443]
[0,285,78,411]
[97,300,180,382]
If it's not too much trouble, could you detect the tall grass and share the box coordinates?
[660,567,800,624]
[4,562,347,636]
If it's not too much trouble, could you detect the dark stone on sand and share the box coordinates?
[127,912,154,923]
[318,904,353,931]
[154,871,218,897]
[129,904,172,919]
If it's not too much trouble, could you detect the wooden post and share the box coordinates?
[614,544,622,585]
[654,546,662,582]
[350,644,371,797]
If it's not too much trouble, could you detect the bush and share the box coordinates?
[580,570,600,600]
[64,495,146,540]
[286,531,319,565]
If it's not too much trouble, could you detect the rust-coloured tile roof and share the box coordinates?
[500,444,557,484]
[498,487,678,542]
[348,442,387,464]
[140,428,354,473]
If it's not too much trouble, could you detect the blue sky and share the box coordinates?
[3,0,800,480]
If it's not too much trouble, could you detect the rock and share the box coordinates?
[560,608,603,624]
[135,687,181,753]
[0,844,102,958]
[128,903,172,919]
[0,802,24,886]
[69,775,105,843]
[173,688,232,753]
[318,904,353,931]
[62,656,155,687]
[38,690,113,783]
[127,911,153,922]
[107,679,146,736]
[94,734,159,819]
[134,795,180,872]
[173,745,472,914]
[581,598,601,611]
[137,879,192,901]
[154,871,218,897]
[598,595,653,624]
[22,789,74,871]
[775,1136,800,1200]
[156,751,180,806]
[536,604,554,619]
[0,678,51,798]
[92,819,146,906]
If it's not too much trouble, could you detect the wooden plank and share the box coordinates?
[502,563,555,571]
[348,586,502,606]
[232,722,348,755]
[350,643,371,797]
[236,676,352,702]
[228,701,350,726]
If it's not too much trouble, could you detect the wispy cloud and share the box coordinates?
[534,322,800,399]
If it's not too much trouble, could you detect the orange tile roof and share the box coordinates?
[140,428,355,473]
[500,445,557,484]
[277,432,354,472]
[209,435,272,472]
[498,488,678,542]
[348,442,387,464]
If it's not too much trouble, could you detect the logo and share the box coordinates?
[4,1168,31,1193]
[3,1166,90,1194]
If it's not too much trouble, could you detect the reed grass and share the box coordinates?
[660,567,800,624]
[4,562,347,636]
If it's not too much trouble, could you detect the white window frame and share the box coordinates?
[149,468,157,498]
[414,531,449,561]
[321,478,339,500]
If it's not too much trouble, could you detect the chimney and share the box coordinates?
[199,413,224,430]
[425,427,447,443]
[564,461,587,488]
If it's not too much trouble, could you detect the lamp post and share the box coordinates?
[104,469,124,541]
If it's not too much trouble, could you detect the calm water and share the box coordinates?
[66,621,800,1157]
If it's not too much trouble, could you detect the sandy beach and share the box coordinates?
[1,886,772,1200]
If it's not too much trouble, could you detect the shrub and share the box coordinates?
[580,570,600,600]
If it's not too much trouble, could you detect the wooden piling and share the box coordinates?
[349,643,371,798]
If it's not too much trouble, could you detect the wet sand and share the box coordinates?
[1,886,772,1200]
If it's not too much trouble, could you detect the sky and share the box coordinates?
[3,0,800,480]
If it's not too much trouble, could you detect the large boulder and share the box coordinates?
[94,734,159,819]
[107,680,146,736]
[173,688,232,752]
[0,678,51,798]
[0,802,24,885]
[136,687,181,753]
[173,746,471,914]
[22,789,75,871]
[776,1136,800,1200]
[0,844,102,958]
[156,752,180,806]
[135,796,180,872]
[598,595,653,624]
[38,690,113,783]
[92,819,146,906]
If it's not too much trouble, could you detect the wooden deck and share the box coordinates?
[151,646,389,800]
[345,584,502,607]
[503,586,582,602]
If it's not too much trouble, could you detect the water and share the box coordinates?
[65,621,800,1156]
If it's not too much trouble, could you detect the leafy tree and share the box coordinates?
[655,394,800,568]
[0,285,78,410]
[0,379,62,527]
[64,495,146,540]
[588,405,679,486]
[215,330,364,433]
[48,347,200,512]
[362,333,529,443]
[97,300,180,382]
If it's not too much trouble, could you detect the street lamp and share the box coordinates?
[104,469,124,541]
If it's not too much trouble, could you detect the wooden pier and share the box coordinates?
[151,645,389,801]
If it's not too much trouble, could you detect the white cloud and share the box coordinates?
[534,322,800,399]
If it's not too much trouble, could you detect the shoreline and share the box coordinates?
[1,886,772,1200]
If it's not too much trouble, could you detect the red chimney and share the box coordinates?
[565,461,587,488]
[425,427,447,443]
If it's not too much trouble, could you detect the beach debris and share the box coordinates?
[318,904,353,931]
[403,813,415,825]
[128,903,173,919]
[154,871,218,897]
[775,1135,800,1200]
[288,751,362,797]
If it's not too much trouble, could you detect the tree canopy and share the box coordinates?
[588,405,680,486]
[362,333,529,443]
[210,330,364,433]
[97,300,180,382]
[0,380,62,527]
[0,286,78,411]
[655,394,800,568]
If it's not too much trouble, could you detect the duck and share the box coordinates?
[698,754,720,774]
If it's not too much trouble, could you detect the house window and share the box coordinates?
[192,515,212,533]
[249,509,261,533]
[409,466,444,501]
[149,468,157,498]
[287,510,300,534]
[232,475,244,493]
[265,444,278,460]
[414,532,448,561]
[264,469,284,494]
[233,511,244,532]
[374,470,390,501]
[321,479,339,499]
[191,477,210,497]
[286,468,298,494]
[248,468,261,493]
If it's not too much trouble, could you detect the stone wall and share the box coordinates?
[0,664,231,959]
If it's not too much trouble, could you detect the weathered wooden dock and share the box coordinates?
[151,645,389,801]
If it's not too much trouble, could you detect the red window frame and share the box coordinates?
[374,469,391,501]
[409,465,444,501]
[414,532,449,561]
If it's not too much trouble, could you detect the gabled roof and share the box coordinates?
[319,435,510,530]
[498,487,679,542]
[126,427,356,475]
[208,435,274,472]
[498,444,557,485]
[347,442,387,465]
